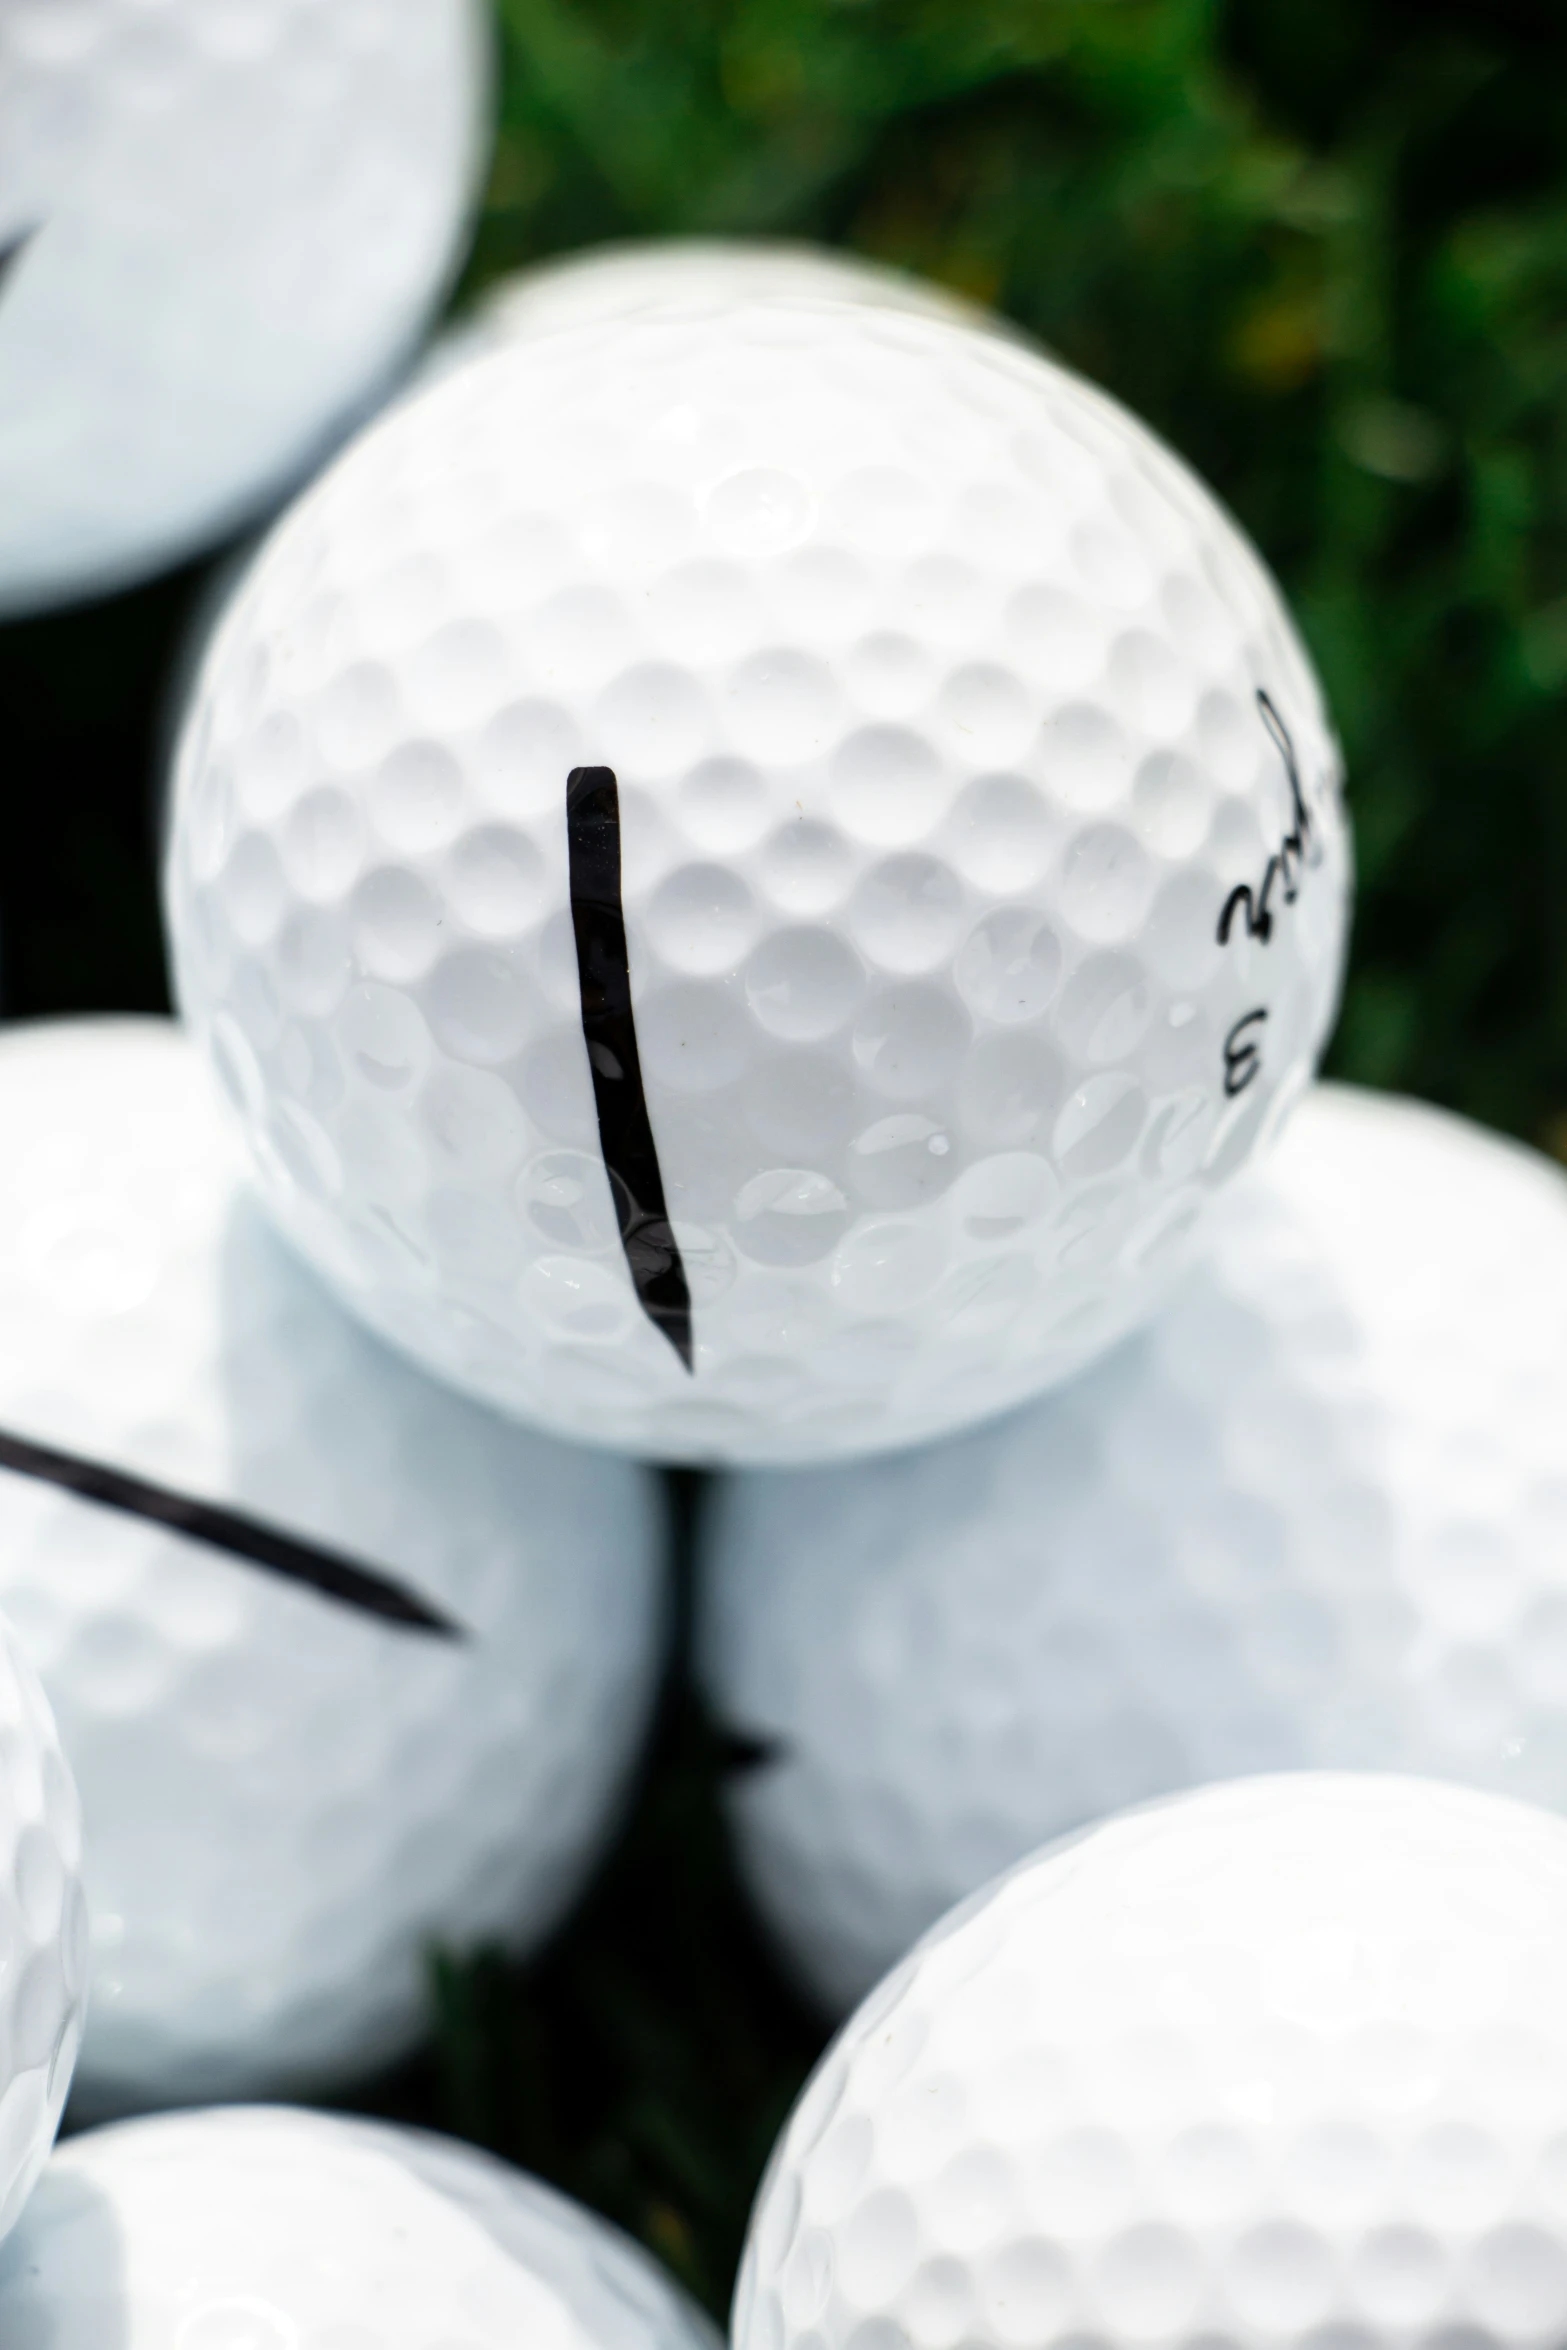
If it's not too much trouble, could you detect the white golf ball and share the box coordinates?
[0,1016,666,2108]
[0,2104,720,2350]
[700,1082,1567,2013]
[0,1615,86,2245]
[465,238,1014,347]
[736,1774,1567,2350]
[0,0,489,616]
[166,294,1350,1464]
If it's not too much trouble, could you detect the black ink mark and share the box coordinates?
[1223,1008,1268,1098]
[0,225,37,300]
[566,765,694,1372]
[717,1726,790,1776]
[1217,690,1319,947]
[0,1426,465,1639]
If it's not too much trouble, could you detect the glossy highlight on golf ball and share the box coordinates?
[0,2104,722,2350]
[701,1083,1567,2012]
[0,1017,666,2108]
[0,0,488,615]
[0,1615,85,2246]
[167,292,1351,1462]
[737,1775,1567,2350]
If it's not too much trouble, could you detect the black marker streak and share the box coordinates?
[0,225,37,299]
[717,1727,791,1777]
[0,1427,465,1640]
[566,765,694,1372]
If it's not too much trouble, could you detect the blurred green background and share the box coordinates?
[4,0,1566,2312]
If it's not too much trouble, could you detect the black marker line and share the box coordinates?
[0,226,37,298]
[716,1726,791,1777]
[0,1426,465,1639]
[566,765,694,1372]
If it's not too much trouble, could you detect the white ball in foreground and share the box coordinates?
[0,1617,85,2244]
[0,0,488,614]
[0,1017,666,2108]
[736,1775,1567,2350]
[167,293,1349,1462]
[701,1083,1567,2010]
[0,2105,720,2350]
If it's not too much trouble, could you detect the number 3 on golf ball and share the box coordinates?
[166,293,1352,1463]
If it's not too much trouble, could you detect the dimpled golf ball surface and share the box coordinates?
[0,0,487,615]
[0,2104,723,2350]
[0,1016,665,2108]
[167,295,1350,1463]
[701,1083,1567,2014]
[0,1617,86,2245]
[737,1775,1567,2350]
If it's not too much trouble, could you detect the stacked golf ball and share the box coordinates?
[0,2104,720,2350]
[736,1776,1567,2350]
[165,247,1350,1459]
[699,1081,1567,2009]
[0,0,488,613]
[0,1016,667,2111]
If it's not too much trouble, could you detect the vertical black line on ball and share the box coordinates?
[0,1425,466,1638]
[566,765,694,1373]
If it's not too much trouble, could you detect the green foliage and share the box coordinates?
[471,0,1567,1144]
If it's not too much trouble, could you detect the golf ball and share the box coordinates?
[0,0,488,616]
[700,1082,1567,2013]
[465,237,1014,348]
[0,1614,85,2245]
[167,294,1350,1462]
[0,1016,666,2109]
[0,2104,720,2350]
[736,1774,1567,2350]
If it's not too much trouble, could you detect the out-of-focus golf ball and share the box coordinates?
[466,237,1015,348]
[0,2104,721,2350]
[166,294,1350,1464]
[0,0,489,616]
[700,1082,1567,2013]
[737,1774,1567,2350]
[0,1016,666,2109]
[0,1616,86,2244]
